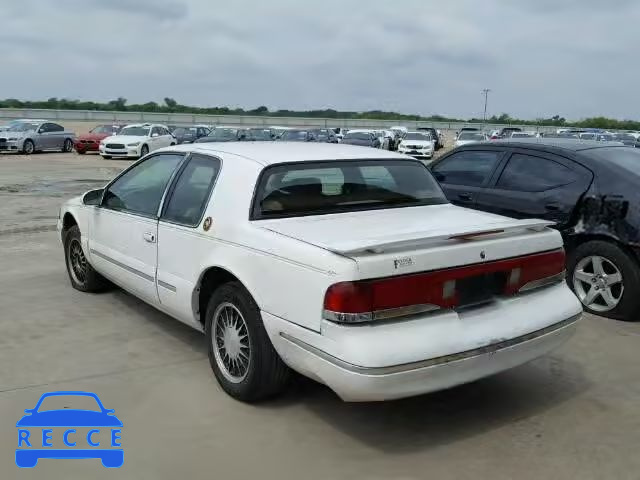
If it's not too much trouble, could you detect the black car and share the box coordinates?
[613,133,640,147]
[430,138,640,321]
[417,127,444,150]
[341,131,381,148]
[278,129,316,142]
[311,129,338,143]
[194,128,239,143]
[172,126,210,144]
[239,128,273,141]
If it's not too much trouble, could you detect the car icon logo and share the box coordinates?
[15,391,123,468]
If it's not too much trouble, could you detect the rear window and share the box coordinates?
[582,147,640,173]
[252,160,447,219]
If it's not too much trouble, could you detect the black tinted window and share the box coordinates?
[50,123,64,132]
[253,160,447,219]
[162,154,220,226]
[103,154,183,216]
[496,154,576,192]
[432,151,501,186]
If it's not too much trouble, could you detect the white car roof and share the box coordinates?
[163,142,408,166]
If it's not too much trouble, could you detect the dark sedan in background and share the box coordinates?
[278,129,316,142]
[430,138,640,321]
[239,128,273,141]
[172,126,210,144]
[341,130,380,148]
[311,129,339,143]
[194,127,239,143]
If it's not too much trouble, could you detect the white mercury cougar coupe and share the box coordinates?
[58,143,582,402]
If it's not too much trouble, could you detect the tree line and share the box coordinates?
[1,97,638,130]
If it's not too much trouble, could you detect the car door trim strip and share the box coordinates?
[157,280,177,292]
[90,249,155,283]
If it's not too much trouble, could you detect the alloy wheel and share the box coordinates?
[68,239,88,285]
[212,302,251,383]
[573,255,624,312]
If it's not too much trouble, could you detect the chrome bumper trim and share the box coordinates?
[280,313,581,376]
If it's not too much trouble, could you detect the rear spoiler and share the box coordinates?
[324,219,555,255]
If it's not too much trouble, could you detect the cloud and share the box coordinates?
[1,0,639,120]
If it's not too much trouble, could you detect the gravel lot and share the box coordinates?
[0,152,638,480]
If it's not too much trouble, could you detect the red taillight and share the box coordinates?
[323,249,566,323]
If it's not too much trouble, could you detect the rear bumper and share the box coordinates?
[263,283,582,401]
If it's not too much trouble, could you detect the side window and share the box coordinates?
[432,151,501,187]
[496,154,577,192]
[103,153,184,216]
[50,123,64,132]
[150,126,161,136]
[162,154,221,226]
[39,123,52,133]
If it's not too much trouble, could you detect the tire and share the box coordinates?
[140,145,149,157]
[205,282,290,402]
[567,240,640,321]
[102,155,111,159]
[62,138,73,152]
[23,139,35,155]
[63,225,110,292]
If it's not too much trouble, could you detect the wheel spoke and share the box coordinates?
[601,288,618,307]
[592,256,605,276]
[583,286,600,306]
[605,272,622,286]
[574,270,594,284]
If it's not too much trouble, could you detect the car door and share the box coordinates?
[147,126,162,152]
[161,127,174,147]
[431,149,505,209]
[156,153,221,326]
[473,149,593,229]
[48,123,65,149]
[88,153,186,304]
[35,123,53,150]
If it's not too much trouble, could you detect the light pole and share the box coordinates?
[482,88,491,126]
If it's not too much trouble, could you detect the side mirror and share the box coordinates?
[83,188,104,206]
[37,128,44,134]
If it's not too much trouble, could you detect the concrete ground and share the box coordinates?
[0,152,639,480]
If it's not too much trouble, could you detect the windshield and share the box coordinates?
[404,132,431,141]
[91,125,120,134]
[344,132,371,140]
[120,126,150,136]
[8,122,39,132]
[208,128,238,140]
[458,132,485,141]
[282,130,308,140]
[253,159,447,219]
[36,394,102,412]
[173,127,196,136]
[246,129,272,140]
[615,134,636,141]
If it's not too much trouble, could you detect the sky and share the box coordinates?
[3,0,639,120]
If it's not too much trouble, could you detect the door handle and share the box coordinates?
[458,193,473,202]
[143,232,156,243]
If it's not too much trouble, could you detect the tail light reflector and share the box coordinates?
[323,249,565,323]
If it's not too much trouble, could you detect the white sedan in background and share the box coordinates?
[397,131,435,161]
[99,123,175,159]
[454,131,489,148]
[58,143,581,402]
